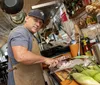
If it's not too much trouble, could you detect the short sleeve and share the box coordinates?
[11,32,29,49]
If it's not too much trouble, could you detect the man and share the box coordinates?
[7,9,58,85]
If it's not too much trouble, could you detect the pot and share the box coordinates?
[1,0,24,14]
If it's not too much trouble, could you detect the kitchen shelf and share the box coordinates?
[69,6,85,19]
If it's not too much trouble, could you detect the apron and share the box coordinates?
[10,37,45,85]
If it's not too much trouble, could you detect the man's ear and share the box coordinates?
[25,15,30,22]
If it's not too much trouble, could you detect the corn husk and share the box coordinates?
[81,69,99,77]
[94,73,100,83]
[72,73,100,85]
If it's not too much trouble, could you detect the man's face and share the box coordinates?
[25,16,43,33]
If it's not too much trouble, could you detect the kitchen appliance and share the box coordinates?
[92,43,100,64]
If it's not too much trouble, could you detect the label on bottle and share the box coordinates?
[61,12,68,22]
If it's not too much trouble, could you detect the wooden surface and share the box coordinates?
[61,80,79,85]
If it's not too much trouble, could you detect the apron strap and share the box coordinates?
[7,58,17,72]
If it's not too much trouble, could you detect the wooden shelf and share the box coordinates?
[69,6,85,19]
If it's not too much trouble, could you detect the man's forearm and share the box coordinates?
[16,50,46,65]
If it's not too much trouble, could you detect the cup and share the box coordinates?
[69,43,79,57]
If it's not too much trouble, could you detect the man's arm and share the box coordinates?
[12,46,58,67]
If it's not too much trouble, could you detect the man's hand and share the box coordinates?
[44,58,59,68]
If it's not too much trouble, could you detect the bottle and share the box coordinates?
[84,35,90,44]
[81,35,90,51]
[83,40,92,56]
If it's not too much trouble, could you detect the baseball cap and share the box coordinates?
[28,9,45,23]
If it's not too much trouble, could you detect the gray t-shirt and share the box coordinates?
[7,25,33,85]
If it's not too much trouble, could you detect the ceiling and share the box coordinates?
[0,0,62,47]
